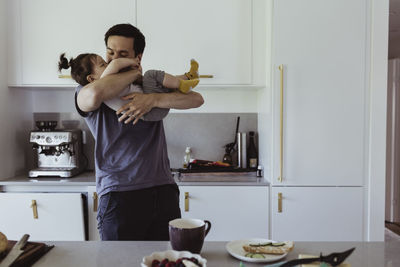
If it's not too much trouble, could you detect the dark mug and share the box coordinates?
[169,218,212,254]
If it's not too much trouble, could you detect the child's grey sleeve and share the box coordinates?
[142,70,174,94]
[141,70,171,121]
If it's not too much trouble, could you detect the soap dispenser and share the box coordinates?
[183,147,192,168]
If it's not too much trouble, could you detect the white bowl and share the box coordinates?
[141,250,207,267]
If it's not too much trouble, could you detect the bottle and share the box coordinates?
[183,147,192,168]
[247,131,258,169]
[237,132,247,168]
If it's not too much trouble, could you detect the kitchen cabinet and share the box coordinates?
[7,0,136,86]
[271,0,366,186]
[87,186,100,241]
[270,187,364,241]
[136,0,269,87]
[8,0,269,88]
[179,186,269,241]
[0,192,86,241]
[259,0,368,241]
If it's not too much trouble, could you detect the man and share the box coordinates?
[75,23,204,240]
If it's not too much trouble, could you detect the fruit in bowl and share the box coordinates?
[141,250,207,267]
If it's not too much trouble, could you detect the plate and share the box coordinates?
[141,250,207,267]
[226,238,288,263]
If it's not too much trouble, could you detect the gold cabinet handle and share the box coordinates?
[278,193,283,213]
[93,192,98,212]
[58,75,72,79]
[278,64,284,183]
[185,192,189,212]
[199,75,214,78]
[30,200,38,219]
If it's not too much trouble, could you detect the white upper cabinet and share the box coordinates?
[7,0,136,86]
[8,0,269,87]
[270,0,366,186]
[136,0,269,87]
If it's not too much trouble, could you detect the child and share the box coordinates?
[58,53,199,121]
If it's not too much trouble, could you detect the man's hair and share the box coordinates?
[104,23,146,56]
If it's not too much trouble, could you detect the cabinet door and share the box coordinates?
[271,187,363,241]
[179,186,268,241]
[0,193,85,241]
[271,0,366,186]
[87,187,100,241]
[8,0,135,86]
[137,0,255,86]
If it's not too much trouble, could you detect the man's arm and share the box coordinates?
[77,69,141,112]
[117,91,204,124]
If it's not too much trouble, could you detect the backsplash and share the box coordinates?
[29,112,258,170]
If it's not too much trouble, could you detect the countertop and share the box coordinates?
[0,171,269,187]
[29,240,400,267]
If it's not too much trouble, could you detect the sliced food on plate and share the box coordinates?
[226,238,293,263]
[243,241,294,256]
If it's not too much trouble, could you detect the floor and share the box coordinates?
[385,221,400,237]
[384,228,400,267]
[385,227,400,242]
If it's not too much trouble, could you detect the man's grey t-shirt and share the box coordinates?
[75,86,174,197]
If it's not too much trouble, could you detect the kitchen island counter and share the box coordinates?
[29,240,400,267]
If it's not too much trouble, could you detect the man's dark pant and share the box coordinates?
[97,184,181,241]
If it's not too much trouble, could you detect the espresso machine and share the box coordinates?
[29,121,86,178]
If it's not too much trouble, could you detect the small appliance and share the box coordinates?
[29,121,86,178]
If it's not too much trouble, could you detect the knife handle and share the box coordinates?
[15,234,29,250]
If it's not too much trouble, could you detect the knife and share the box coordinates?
[0,234,30,267]
[278,247,355,267]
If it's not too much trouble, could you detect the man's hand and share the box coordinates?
[116,93,157,125]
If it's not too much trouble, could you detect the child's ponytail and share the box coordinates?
[58,53,71,72]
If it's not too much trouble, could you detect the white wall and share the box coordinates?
[366,0,389,241]
[0,0,33,179]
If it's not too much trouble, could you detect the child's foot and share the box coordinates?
[185,59,199,80]
[179,79,199,93]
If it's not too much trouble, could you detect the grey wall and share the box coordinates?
[164,113,258,168]
[27,112,258,171]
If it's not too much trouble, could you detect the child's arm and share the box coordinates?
[100,58,140,78]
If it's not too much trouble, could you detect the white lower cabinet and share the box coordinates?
[271,187,364,241]
[0,192,85,241]
[179,186,269,241]
[87,186,100,241]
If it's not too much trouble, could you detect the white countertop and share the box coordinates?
[25,240,400,267]
[0,171,269,187]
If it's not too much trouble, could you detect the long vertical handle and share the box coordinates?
[185,192,189,212]
[278,193,283,213]
[278,64,284,183]
[93,192,98,212]
[31,200,38,219]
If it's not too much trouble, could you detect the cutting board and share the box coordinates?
[0,240,54,267]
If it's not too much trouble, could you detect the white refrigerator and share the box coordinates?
[386,58,400,223]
